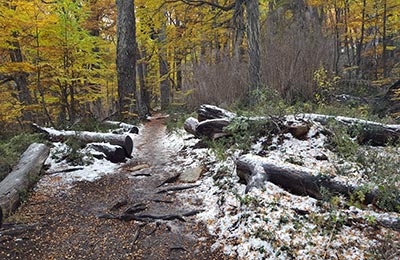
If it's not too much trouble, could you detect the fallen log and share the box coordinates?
[193,104,400,146]
[32,123,133,156]
[103,120,139,134]
[183,117,199,136]
[197,104,236,122]
[236,154,378,204]
[298,113,400,146]
[87,143,126,163]
[196,119,231,139]
[0,143,50,221]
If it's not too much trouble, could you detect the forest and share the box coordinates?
[0,0,399,130]
[0,0,399,259]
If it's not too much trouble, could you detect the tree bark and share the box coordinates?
[116,0,137,117]
[193,104,400,146]
[183,117,199,136]
[245,0,261,105]
[197,104,236,122]
[236,154,378,204]
[32,124,134,156]
[159,19,170,110]
[299,113,400,146]
[87,143,126,163]
[0,143,49,221]
[137,49,151,117]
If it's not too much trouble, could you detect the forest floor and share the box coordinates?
[0,115,226,260]
[1,112,399,260]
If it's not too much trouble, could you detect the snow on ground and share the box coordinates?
[172,125,400,259]
[36,142,121,196]
[35,123,142,196]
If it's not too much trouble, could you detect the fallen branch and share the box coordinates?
[151,199,174,204]
[124,203,147,214]
[46,167,85,175]
[0,223,40,236]
[109,200,128,211]
[156,184,200,194]
[0,143,50,221]
[130,173,151,177]
[121,209,204,222]
[156,173,181,187]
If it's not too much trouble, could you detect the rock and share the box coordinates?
[179,166,203,183]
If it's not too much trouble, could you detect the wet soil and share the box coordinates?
[0,116,227,260]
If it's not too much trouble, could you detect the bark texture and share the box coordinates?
[0,143,49,221]
[245,0,261,105]
[32,124,134,156]
[116,0,137,117]
[236,154,378,203]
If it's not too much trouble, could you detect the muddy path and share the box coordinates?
[0,116,226,260]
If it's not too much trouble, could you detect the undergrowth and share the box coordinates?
[328,123,400,212]
[0,133,46,182]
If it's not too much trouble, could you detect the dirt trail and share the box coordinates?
[0,116,225,260]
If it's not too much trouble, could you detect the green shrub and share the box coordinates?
[0,133,45,182]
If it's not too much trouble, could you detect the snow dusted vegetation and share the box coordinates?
[173,120,400,259]
[28,114,399,259]
[34,125,142,196]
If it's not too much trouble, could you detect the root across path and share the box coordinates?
[0,115,225,260]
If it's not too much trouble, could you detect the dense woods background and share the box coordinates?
[0,0,399,133]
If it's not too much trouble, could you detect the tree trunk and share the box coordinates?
[116,0,137,117]
[233,0,245,60]
[137,49,150,117]
[236,154,378,204]
[197,104,236,122]
[299,113,400,146]
[0,143,50,221]
[192,105,400,146]
[245,0,261,105]
[183,117,199,136]
[87,143,126,163]
[159,19,170,110]
[32,124,134,156]
[8,38,32,122]
[382,0,388,78]
[356,0,366,78]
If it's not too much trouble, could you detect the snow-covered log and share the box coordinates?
[194,104,400,146]
[236,154,377,204]
[183,117,199,136]
[32,123,133,156]
[0,143,50,221]
[87,143,126,163]
[103,120,139,134]
[197,104,236,122]
[298,113,400,146]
